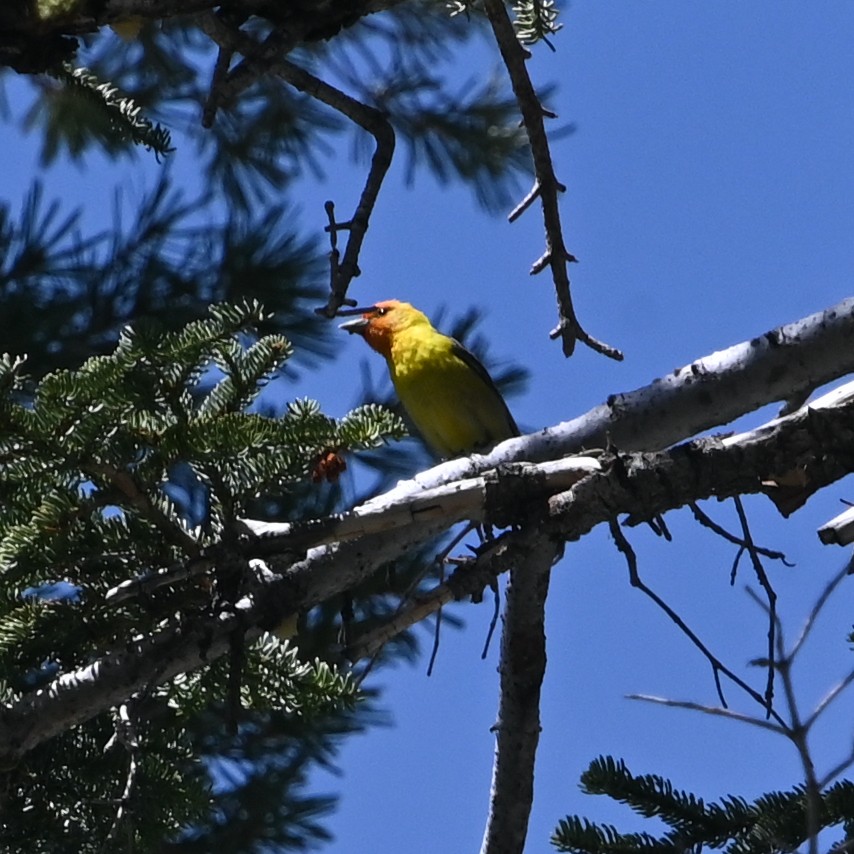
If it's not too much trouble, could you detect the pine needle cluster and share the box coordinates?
[44,63,174,161]
[513,0,562,48]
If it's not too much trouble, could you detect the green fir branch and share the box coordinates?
[50,63,173,159]
[557,756,854,854]
[0,298,409,851]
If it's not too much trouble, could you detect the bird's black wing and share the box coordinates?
[450,338,520,438]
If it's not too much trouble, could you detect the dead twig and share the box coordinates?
[198,16,394,314]
[100,704,140,852]
[732,496,777,715]
[689,502,793,566]
[270,59,394,316]
[482,0,622,361]
[481,579,501,660]
[351,523,492,678]
[608,518,787,727]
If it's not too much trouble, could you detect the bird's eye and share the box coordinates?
[375,307,389,316]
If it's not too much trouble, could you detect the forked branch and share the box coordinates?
[482,0,622,361]
[199,15,395,315]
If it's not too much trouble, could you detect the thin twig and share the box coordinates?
[508,181,541,222]
[100,704,139,852]
[730,545,745,585]
[778,658,821,854]
[742,594,823,854]
[351,585,457,674]
[819,740,854,789]
[226,628,246,735]
[198,13,285,109]
[481,580,501,660]
[482,0,622,361]
[732,496,777,714]
[645,513,671,540]
[608,519,788,727]
[627,694,786,735]
[84,461,200,557]
[270,59,395,316]
[426,605,443,677]
[427,547,448,676]
[347,534,514,667]
[323,201,355,310]
[689,502,793,565]
[198,16,394,314]
[805,667,854,731]
[202,43,233,128]
[104,556,214,605]
[790,558,853,659]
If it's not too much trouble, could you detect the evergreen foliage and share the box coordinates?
[4,1,852,852]
[37,64,173,163]
[513,0,562,48]
[0,300,407,851]
[0,299,405,674]
[552,756,854,853]
[0,178,331,378]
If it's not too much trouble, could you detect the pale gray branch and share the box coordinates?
[6,299,854,765]
[374,296,854,503]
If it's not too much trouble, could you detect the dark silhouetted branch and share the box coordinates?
[482,0,621,361]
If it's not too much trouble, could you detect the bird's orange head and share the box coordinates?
[338,300,429,358]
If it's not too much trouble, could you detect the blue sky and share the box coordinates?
[5,2,854,851]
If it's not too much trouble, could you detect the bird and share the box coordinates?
[339,300,518,458]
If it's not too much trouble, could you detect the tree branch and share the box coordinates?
[1,0,409,71]
[610,520,786,723]
[269,60,395,317]
[688,502,792,565]
[84,460,201,557]
[30,384,854,763]
[482,0,621,360]
[371,296,854,500]
[480,531,556,854]
[197,20,396,315]
[6,300,854,763]
[627,694,785,735]
[732,495,777,712]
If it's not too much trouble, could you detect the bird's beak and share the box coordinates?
[339,316,370,334]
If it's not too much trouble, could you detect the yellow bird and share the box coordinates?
[340,300,518,458]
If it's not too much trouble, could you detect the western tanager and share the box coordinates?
[340,300,518,458]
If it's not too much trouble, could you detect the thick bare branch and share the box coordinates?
[480,534,556,854]
[0,517,450,763]
[371,296,854,500]
[818,504,854,545]
[6,300,854,764]
[16,380,852,762]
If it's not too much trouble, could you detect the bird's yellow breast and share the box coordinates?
[387,329,514,458]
